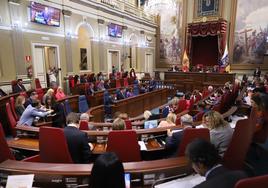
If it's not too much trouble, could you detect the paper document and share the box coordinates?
[155,174,205,188]
[138,141,147,151]
[6,174,34,188]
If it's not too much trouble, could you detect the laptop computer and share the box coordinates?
[144,120,158,129]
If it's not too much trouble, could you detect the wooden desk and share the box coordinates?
[164,72,235,92]
[7,138,39,151]
[57,95,79,113]
[0,157,190,187]
[112,88,168,118]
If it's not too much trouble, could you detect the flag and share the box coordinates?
[219,44,229,69]
[182,50,189,72]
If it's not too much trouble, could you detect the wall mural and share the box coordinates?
[233,0,268,64]
[145,0,183,65]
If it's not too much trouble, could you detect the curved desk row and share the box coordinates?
[0,157,191,187]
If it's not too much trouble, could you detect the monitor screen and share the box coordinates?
[30,1,60,27]
[144,120,158,129]
[108,23,123,38]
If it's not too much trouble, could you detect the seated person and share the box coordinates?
[125,87,134,98]
[42,89,55,104]
[186,139,247,188]
[96,80,105,91]
[162,97,180,118]
[149,77,157,91]
[251,93,268,143]
[87,83,95,96]
[55,87,66,100]
[64,112,92,164]
[15,95,26,118]
[18,100,52,126]
[104,80,111,89]
[115,89,125,100]
[13,79,26,93]
[191,90,202,103]
[112,118,126,130]
[165,114,193,157]
[193,101,210,121]
[184,92,192,110]
[44,95,65,128]
[0,88,7,97]
[203,111,233,157]
[158,112,176,127]
[89,152,125,188]
[80,113,95,130]
[24,91,39,108]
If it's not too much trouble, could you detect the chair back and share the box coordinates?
[9,97,18,121]
[39,126,73,163]
[177,128,210,156]
[11,80,17,93]
[6,103,17,137]
[235,175,268,188]
[0,123,15,162]
[35,88,44,102]
[222,119,252,170]
[35,78,42,89]
[79,120,89,130]
[124,120,132,130]
[194,111,205,121]
[116,79,121,88]
[68,76,75,88]
[107,130,141,162]
[178,99,187,113]
[123,78,129,87]
[78,95,89,113]
[64,100,72,116]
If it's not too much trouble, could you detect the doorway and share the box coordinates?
[32,43,61,88]
[145,53,153,76]
[107,50,120,74]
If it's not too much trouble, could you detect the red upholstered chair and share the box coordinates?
[116,72,122,79]
[35,88,44,102]
[178,99,187,113]
[235,174,268,188]
[107,130,141,162]
[6,103,17,137]
[116,79,121,88]
[222,119,252,170]
[11,80,17,93]
[9,97,18,121]
[212,103,221,112]
[39,126,73,163]
[124,120,132,130]
[35,78,42,89]
[123,78,129,87]
[194,111,205,122]
[202,90,209,99]
[79,120,89,131]
[177,128,210,157]
[0,123,15,163]
[68,75,75,88]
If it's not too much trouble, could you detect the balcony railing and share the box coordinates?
[96,0,156,23]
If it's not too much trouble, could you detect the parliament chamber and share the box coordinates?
[1,0,268,188]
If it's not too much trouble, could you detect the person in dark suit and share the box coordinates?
[115,89,125,100]
[64,112,92,164]
[186,139,248,188]
[24,91,39,108]
[253,67,261,78]
[165,114,193,157]
[13,79,26,93]
[104,80,111,89]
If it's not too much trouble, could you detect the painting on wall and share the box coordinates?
[233,0,268,64]
[195,0,221,18]
[144,0,183,66]
[80,48,88,70]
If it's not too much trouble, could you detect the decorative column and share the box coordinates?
[8,0,26,77]
[62,10,73,74]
